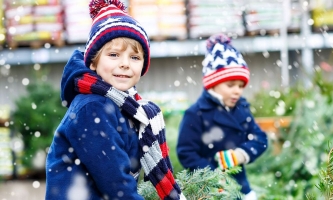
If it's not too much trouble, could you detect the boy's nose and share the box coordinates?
[234,87,242,94]
[120,57,129,68]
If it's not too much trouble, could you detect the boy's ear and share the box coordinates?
[90,63,97,70]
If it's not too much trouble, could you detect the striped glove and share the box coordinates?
[214,149,239,170]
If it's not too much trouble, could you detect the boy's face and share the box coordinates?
[90,40,144,91]
[212,80,245,108]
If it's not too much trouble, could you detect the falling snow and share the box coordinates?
[1,1,333,199]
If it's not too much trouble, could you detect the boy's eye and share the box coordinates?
[131,56,141,60]
[109,53,118,57]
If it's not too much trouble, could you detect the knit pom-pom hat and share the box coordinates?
[84,0,150,76]
[202,33,250,89]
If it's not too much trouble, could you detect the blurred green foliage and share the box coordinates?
[246,67,333,199]
[250,86,306,117]
[306,145,333,200]
[164,113,184,174]
[11,78,66,170]
[250,67,333,118]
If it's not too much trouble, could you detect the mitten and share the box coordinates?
[214,149,238,170]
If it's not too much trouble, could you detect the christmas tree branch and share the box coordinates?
[327,147,333,181]
[138,166,243,200]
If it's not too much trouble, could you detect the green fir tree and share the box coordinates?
[11,73,66,171]
[307,146,333,200]
[247,67,333,199]
[138,166,243,200]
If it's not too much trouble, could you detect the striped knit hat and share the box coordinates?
[84,0,150,76]
[202,33,250,89]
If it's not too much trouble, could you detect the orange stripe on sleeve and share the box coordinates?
[230,150,238,166]
[220,151,228,169]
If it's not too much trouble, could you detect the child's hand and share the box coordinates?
[214,149,247,170]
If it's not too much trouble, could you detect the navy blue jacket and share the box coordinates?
[45,50,144,200]
[177,90,268,194]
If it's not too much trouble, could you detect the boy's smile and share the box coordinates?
[114,75,131,78]
[90,39,144,91]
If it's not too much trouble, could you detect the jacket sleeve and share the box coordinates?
[67,100,144,200]
[238,101,268,164]
[177,108,215,171]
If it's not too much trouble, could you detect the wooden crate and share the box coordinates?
[255,116,292,154]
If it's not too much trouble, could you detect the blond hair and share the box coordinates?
[91,37,144,67]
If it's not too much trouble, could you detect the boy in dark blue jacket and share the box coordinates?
[176,34,268,200]
[45,0,185,199]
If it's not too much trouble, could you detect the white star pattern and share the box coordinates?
[203,43,246,71]
[211,57,228,69]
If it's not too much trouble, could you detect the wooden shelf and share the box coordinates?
[1,33,332,66]
[0,119,8,127]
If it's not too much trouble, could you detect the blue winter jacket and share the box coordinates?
[176,90,268,194]
[45,50,144,200]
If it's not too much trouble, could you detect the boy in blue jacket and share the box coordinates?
[176,34,268,200]
[45,0,185,199]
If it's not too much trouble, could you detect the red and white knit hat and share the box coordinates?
[84,0,150,76]
[202,33,250,89]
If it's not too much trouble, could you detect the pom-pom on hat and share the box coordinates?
[202,33,250,89]
[84,0,150,76]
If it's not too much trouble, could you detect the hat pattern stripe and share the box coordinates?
[88,22,148,46]
[204,73,250,87]
[223,65,248,69]
[86,21,149,51]
[93,7,129,24]
[203,67,249,81]
[204,71,250,86]
[204,68,249,82]
[203,68,250,81]
[203,63,248,76]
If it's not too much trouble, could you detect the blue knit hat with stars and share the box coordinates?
[202,33,250,89]
[84,0,150,76]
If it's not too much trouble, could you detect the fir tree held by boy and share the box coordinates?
[45,0,186,199]
[176,33,268,200]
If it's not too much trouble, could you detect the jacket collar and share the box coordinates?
[197,89,220,110]
[197,90,249,131]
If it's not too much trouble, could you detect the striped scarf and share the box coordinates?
[74,72,184,200]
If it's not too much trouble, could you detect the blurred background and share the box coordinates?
[1,0,333,199]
